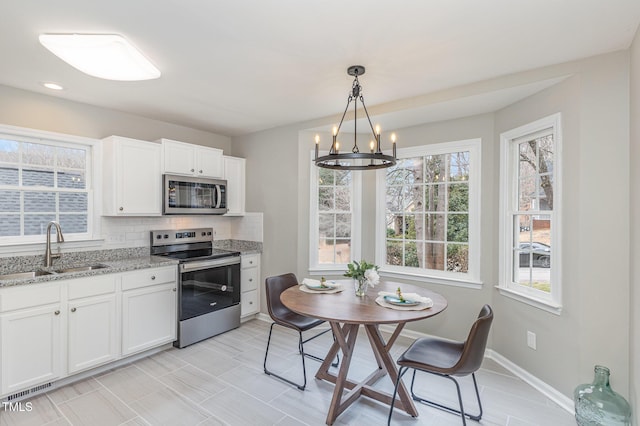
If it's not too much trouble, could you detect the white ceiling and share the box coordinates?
[1,1,639,137]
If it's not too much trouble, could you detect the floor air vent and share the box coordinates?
[5,382,53,402]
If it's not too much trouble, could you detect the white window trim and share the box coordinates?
[375,138,482,287]
[498,113,563,315]
[308,150,362,274]
[0,123,102,252]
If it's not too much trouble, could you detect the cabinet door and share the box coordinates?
[122,283,177,356]
[241,289,258,317]
[223,156,245,216]
[163,140,196,176]
[116,138,162,215]
[68,294,118,374]
[1,305,62,395]
[196,147,224,178]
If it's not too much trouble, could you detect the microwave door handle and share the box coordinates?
[216,185,222,208]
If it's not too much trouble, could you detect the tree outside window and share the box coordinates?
[378,139,480,284]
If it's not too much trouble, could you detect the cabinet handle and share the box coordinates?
[173,288,177,292]
[151,275,156,280]
[54,310,60,315]
[71,307,77,313]
[249,278,253,282]
[199,170,203,173]
[249,301,253,305]
[191,168,195,172]
[119,207,124,211]
[249,261,253,264]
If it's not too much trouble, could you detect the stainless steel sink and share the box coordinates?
[54,264,109,274]
[0,270,53,280]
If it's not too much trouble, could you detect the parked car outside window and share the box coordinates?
[519,242,551,268]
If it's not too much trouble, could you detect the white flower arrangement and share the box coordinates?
[364,268,380,287]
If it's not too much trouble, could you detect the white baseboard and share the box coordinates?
[485,349,574,414]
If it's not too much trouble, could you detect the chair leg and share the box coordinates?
[387,366,410,425]
[409,370,483,425]
[263,322,307,390]
[299,328,340,367]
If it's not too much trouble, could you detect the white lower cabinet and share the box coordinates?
[67,275,119,374]
[121,266,177,356]
[1,303,63,395]
[240,254,260,317]
[0,265,177,399]
[0,281,63,396]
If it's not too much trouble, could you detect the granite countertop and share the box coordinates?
[213,239,263,255]
[0,247,178,288]
[0,240,262,288]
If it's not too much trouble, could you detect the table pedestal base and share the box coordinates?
[315,322,418,425]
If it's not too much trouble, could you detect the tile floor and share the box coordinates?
[0,319,576,426]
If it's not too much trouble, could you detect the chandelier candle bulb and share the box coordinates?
[392,133,397,158]
[315,134,320,159]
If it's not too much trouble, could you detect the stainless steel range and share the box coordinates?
[150,228,241,348]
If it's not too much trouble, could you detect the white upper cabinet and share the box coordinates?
[102,136,162,216]
[223,155,246,216]
[159,138,223,178]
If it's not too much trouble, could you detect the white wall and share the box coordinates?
[629,24,640,425]
[0,84,231,150]
[494,52,630,397]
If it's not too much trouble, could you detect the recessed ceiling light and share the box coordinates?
[39,33,161,81]
[42,82,64,90]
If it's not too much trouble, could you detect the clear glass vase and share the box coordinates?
[354,278,368,296]
[574,365,631,426]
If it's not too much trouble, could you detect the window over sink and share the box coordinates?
[0,124,97,245]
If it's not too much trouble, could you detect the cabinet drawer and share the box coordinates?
[241,289,258,317]
[68,275,116,300]
[0,282,61,312]
[122,266,176,291]
[241,254,259,269]
[241,267,258,291]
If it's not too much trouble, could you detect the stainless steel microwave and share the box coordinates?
[163,174,228,215]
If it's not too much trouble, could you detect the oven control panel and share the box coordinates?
[150,228,213,246]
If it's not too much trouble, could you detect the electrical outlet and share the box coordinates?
[527,331,537,350]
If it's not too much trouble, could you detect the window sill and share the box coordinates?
[308,267,348,277]
[496,286,562,315]
[380,269,483,290]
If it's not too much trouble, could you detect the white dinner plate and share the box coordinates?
[383,295,421,306]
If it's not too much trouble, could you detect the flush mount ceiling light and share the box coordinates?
[42,82,64,90]
[39,34,161,81]
[314,65,397,170]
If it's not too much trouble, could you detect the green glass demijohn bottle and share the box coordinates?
[574,365,631,426]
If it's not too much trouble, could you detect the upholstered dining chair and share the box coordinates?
[388,304,494,425]
[263,273,338,390]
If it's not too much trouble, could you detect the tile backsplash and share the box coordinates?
[102,212,263,248]
[0,213,263,257]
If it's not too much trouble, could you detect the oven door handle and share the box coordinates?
[180,257,240,272]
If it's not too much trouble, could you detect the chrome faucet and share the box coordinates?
[44,221,65,267]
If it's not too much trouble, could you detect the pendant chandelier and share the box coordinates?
[314,65,397,170]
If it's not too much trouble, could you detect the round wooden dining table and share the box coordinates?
[280,279,447,425]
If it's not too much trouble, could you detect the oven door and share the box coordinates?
[178,256,240,321]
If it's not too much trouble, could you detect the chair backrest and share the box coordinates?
[453,304,494,376]
[265,273,299,322]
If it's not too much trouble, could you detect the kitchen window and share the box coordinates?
[375,139,481,287]
[498,114,562,314]
[309,152,361,273]
[0,125,97,245]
